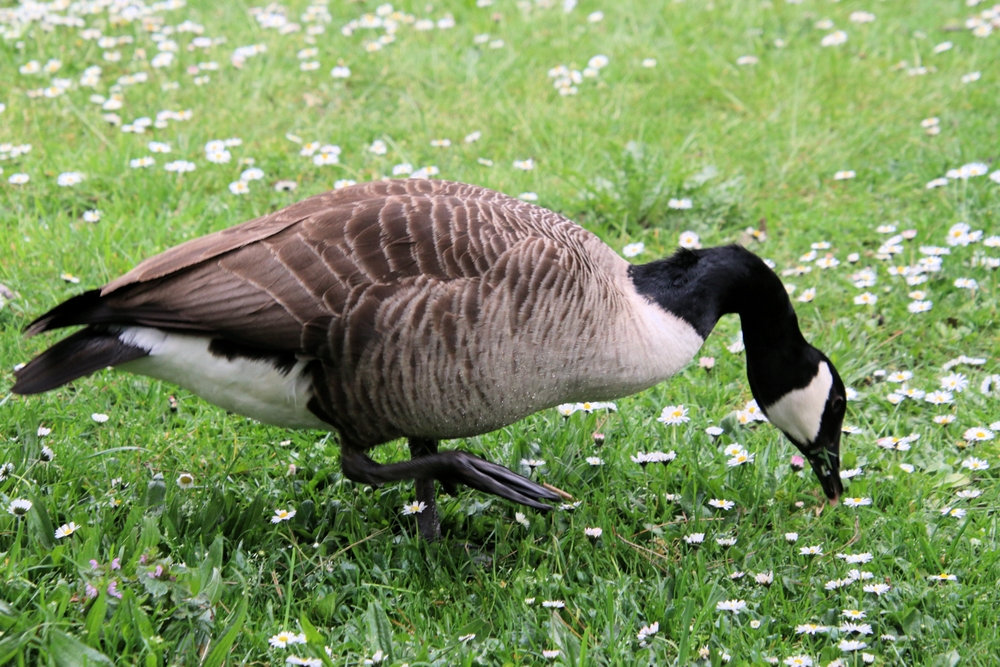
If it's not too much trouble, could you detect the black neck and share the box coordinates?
[629,245,812,405]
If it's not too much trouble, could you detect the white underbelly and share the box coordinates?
[116,327,328,430]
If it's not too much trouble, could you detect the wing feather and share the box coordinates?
[33,181,617,361]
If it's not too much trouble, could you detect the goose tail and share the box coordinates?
[12,328,149,395]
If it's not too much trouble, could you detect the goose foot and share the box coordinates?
[340,442,561,539]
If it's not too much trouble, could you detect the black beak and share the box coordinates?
[805,439,842,505]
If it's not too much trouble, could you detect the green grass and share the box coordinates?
[1,1,998,665]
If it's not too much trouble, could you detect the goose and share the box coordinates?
[11,179,845,539]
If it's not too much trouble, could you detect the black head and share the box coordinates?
[749,346,846,503]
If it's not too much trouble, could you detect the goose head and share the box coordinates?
[747,344,846,504]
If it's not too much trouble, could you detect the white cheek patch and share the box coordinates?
[763,362,833,447]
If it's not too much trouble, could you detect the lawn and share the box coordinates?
[1,1,998,665]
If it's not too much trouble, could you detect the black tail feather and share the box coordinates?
[11,328,148,395]
[23,289,109,336]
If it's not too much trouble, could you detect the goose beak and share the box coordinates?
[805,438,842,505]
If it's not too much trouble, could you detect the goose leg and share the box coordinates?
[339,445,561,526]
[408,438,441,540]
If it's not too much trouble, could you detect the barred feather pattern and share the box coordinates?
[35,180,704,447]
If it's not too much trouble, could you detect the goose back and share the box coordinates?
[26,180,704,447]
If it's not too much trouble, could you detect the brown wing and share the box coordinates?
[46,180,608,356]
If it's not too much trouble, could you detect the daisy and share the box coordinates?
[176,472,194,488]
[585,456,604,466]
[924,390,953,405]
[683,533,705,545]
[667,197,692,210]
[401,501,425,515]
[797,287,816,303]
[840,622,874,634]
[512,158,534,171]
[716,599,747,614]
[268,631,307,648]
[645,450,676,464]
[206,149,231,163]
[40,445,55,462]
[784,532,799,542]
[542,649,561,659]
[853,292,877,306]
[821,30,848,47]
[716,536,737,546]
[657,404,689,425]
[838,552,873,563]
[164,160,196,173]
[842,497,872,508]
[271,508,296,523]
[783,656,813,666]
[541,599,565,608]
[229,181,250,195]
[863,583,891,595]
[0,462,14,480]
[8,498,32,518]
[678,230,700,248]
[520,458,545,469]
[795,623,828,635]
[708,498,735,510]
[833,170,856,181]
[961,457,989,471]
[963,427,994,442]
[929,573,957,582]
[838,639,868,652]
[954,277,978,290]
[55,521,80,539]
[755,571,773,585]
[842,609,866,620]
[727,449,755,467]
[286,657,321,666]
[622,242,644,257]
[514,512,529,527]
[312,149,340,166]
[799,545,823,556]
[636,621,659,642]
[584,526,603,539]
[241,167,264,181]
[82,209,101,223]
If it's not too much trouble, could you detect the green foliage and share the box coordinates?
[2,1,999,665]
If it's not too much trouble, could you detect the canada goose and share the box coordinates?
[12,179,845,539]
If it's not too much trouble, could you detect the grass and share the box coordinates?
[1,1,998,665]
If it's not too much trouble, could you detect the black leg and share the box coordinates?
[339,444,561,530]
[409,438,441,540]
